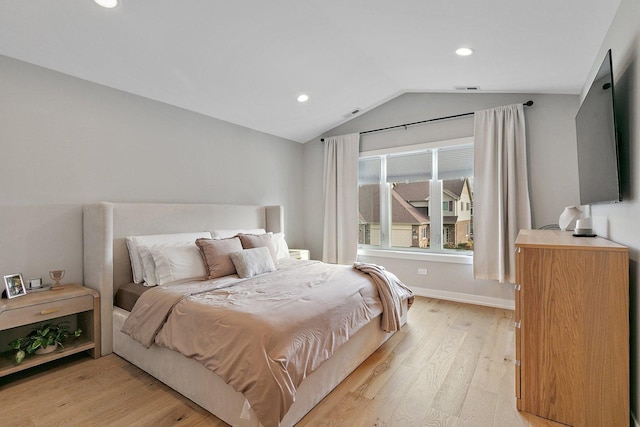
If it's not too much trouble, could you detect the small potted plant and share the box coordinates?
[9,322,82,364]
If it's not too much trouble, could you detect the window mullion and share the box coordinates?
[380,156,391,249]
[430,149,443,251]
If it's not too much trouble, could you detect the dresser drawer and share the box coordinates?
[0,294,94,330]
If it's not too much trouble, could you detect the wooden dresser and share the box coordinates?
[514,229,629,426]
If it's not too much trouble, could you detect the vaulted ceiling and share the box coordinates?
[0,1,621,142]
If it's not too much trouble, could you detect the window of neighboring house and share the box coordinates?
[358,138,474,254]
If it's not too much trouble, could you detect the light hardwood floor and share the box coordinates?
[0,297,563,426]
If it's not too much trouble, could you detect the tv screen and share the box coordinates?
[575,49,621,205]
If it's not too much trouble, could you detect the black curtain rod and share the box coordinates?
[321,100,534,142]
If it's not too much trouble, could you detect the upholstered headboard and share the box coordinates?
[83,202,284,355]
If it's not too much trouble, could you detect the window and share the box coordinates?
[358,138,473,253]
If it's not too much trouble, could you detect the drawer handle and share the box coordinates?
[514,321,521,329]
[514,284,521,291]
[40,307,62,315]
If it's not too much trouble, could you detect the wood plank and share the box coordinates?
[430,304,492,416]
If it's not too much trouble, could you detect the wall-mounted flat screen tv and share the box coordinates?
[575,49,621,205]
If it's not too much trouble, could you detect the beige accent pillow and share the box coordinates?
[238,233,278,264]
[196,237,243,279]
[230,247,276,279]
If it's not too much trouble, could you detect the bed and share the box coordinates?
[83,202,410,427]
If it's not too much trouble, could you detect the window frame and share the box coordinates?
[358,136,474,259]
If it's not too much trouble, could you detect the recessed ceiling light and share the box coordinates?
[95,0,118,8]
[297,94,309,103]
[456,47,474,56]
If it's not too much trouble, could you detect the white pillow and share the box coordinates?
[229,247,276,279]
[138,245,159,286]
[126,232,211,284]
[271,232,290,260]
[138,242,197,286]
[211,229,266,239]
[149,244,207,285]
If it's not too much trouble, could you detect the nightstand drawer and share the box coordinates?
[288,249,310,260]
[0,294,94,330]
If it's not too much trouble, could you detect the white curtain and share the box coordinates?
[322,133,360,264]
[473,104,531,283]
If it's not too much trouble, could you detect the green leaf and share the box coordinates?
[8,338,23,350]
[27,339,41,354]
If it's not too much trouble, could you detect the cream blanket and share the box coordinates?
[353,262,414,332]
[122,260,393,427]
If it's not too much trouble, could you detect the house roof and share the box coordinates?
[393,180,468,202]
[391,191,429,224]
[360,179,471,224]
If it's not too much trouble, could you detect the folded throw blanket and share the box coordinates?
[353,262,415,332]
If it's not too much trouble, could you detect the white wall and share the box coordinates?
[0,55,304,286]
[303,92,579,307]
[581,0,639,421]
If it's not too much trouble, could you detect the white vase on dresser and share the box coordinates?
[558,206,581,231]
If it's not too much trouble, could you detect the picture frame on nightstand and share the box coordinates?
[3,273,27,299]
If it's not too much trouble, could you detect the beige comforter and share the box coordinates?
[122,259,400,427]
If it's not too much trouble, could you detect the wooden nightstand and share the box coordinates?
[0,284,100,377]
[288,249,310,260]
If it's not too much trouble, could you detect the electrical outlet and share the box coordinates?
[418,268,428,275]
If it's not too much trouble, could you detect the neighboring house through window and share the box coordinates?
[358,137,473,254]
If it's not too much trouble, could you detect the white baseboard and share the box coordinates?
[411,287,515,310]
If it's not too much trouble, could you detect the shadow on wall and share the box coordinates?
[613,55,634,201]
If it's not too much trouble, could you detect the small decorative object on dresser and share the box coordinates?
[558,206,582,231]
[3,274,27,299]
[573,217,596,237]
[28,278,42,289]
[27,277,52,293]
[49,269,65,288]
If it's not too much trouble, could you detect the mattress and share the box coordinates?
[115,282,151,311]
